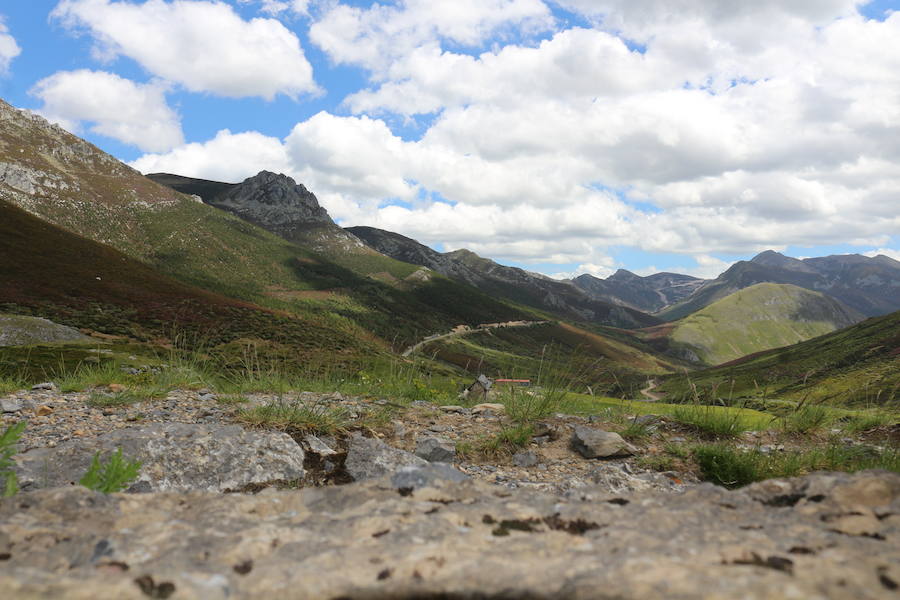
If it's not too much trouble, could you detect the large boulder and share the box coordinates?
[344,432,427,481]
[13,423,305,492]
[571,426,637,459]
[0,471,897,599]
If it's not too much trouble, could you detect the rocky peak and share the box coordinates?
[212,170,332,226]
[749,250,816,273]
[607,268,640,282]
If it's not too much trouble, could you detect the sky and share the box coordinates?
[1,0,899,280]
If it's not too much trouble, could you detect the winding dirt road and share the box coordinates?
[401,320,549,357]
[639,378,664,402]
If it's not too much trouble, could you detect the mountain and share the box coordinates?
[657,250,900,321]
[147,171,374,258]
[0,199,378,365]
[657,308,900,405]
[639,283,865,365]
[572,269,706,313]
[0,98,531,348]
[346,226,662,329]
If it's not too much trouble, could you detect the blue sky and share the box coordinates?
[1,0,899,280]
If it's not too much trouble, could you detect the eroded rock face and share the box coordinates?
[0,470,897,599]
[13,423,305,493]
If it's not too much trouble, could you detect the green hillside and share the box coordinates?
[642,283,863,366]
[421,321,680,395]
[658,309,900,406]
[0,200,381,368]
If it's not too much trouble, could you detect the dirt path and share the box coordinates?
[639,378,664,402]
[401,320,549,357]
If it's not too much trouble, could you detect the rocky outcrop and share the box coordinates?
[571,426,637,458]
[0,470,897,599]
[0,314,89,346]
[344,432,428,481]
[13,423,306,493]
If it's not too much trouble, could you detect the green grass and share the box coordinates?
[79,448,142,494]
[671,404,753,438]
[1,422,26,497]
[694,442,900,489]
[663,283,860,366]
[658,310,900,406]
[236,397,352,436]
[458,424,534,460]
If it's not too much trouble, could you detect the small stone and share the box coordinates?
[632,414,661,426]
[439,405,466,414]
[198,393,217,402]
[471,403,505,415]
[512,451,538,468]
[571,426,636,459]
[415,436,456,463]
[107,383,126,393]
[390,463,469,490]
[32,382,56,391]
[304,434,337,457]
[0,398,22,413]
[35,405,53,417]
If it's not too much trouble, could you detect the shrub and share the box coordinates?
[237,397,350,435]
[0,422,26,497]
[780,403,834,434]
[79,448,142,493]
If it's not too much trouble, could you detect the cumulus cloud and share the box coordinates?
[30,70,183,152]
[130,128,290,181]
[864,248,900,262]
[131,3,900,276]
[0,17,21,75]
[310,0,553,74]
[52,0,318,99]
[238,0,311,16]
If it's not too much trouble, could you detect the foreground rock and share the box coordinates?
[571,426,637,458]
[0,470,897,599]
[13,423,305,492]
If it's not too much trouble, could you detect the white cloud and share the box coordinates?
[0,17,21,75]
[130,128,289,181]
[30,70,183,152]
[131,4,900,277]
[310,0,553,74]
[863,248,900,262]
[238,0,311,16]
[52,0,318,99]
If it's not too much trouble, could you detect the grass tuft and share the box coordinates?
[672,404,752,438]
[237,397,351,436]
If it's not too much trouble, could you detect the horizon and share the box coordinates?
[1,1,898,279]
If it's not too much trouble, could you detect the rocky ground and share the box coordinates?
[2,385,899,598]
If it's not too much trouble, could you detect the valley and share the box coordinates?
[1,97,898,599]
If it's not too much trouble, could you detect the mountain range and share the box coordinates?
[2,94,899,389]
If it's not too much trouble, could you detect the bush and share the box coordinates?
[79,448,142,493]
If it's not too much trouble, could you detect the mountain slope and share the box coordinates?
[0,99,531,348]
[572,270,706,313]
[641,283,865,365]
[0,199,379,363]
[657,308,900,405]
[658,250,900,321]
[346,225,661,329]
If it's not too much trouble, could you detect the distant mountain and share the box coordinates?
[657,307,900,405]
[641,282,865,365]
[572,269,706,313]
[346,226,662,329]
[657,250,900,321]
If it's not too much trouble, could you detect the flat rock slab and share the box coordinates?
[344,432,427,481]
[0,470,897,599]
[13,423,305,493]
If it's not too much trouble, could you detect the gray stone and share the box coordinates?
[415,436,457,463]
[0,398,22,413]
[439,405,466,414]
[0,471,897,599]
[633,414,661,426]
[31,382,55,391]
[344,433,426,481]
[303,434,337,457]
[0,314,89,347]
[390,463,469,490]
[13,423,305,493]
[571,426,637,459]
[512,450,538,468]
